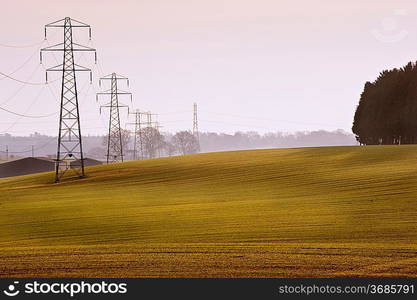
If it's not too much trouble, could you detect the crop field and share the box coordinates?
[0,146,417,277]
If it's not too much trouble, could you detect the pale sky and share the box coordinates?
[1,0,417,135]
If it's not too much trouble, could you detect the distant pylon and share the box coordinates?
[41,17,97,183]
[97,73,132,163]
[141,111,159,130]
[193,102,200,152]
[145,112,163,157]
[127,110,145,160]
[154,120,163,158]
[127,111,161,159]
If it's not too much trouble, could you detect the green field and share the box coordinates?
[0,146,417,277]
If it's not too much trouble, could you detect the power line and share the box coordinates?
[0,85,54,133]
[0,40,45,49]
[0,71,50,85]
[0,39,60,85]
[0,105,57,118]
[89,39,106,78]
[158,110,192,115]
[0,40,47,81]
[0,63,42,106]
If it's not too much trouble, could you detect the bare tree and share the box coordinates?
[163,141,177,157]
[140,127,164,158]
[172,131,199,155]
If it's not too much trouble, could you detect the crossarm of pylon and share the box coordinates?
[126,122,154,126]
[99,76,128,80]
[115,89,131,94]
[44,18,66,27]
[67,18,91,27]
[100,104,130,115]
[97,92,132,103]
[101,102,130,108]
[41,43,95,52]
[41,43,64,51]
[97,92,132,95]
[45,63,91,72]
[72,43,95,51]
[99,76,129,88]
[45,18,91,28]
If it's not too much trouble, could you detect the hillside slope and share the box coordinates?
[1,146,417,277]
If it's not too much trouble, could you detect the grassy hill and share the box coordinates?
[0,146,416,277]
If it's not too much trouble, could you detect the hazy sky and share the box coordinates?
[1,0,417,136]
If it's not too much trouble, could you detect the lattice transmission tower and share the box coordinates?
[127,111,161,159]
[40,17,96,183]
[127,110,145,160]
[142,112,161,158]
[97,73,132,163]
[193,102,200,152]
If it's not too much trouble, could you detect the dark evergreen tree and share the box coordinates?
[353,62,417,145]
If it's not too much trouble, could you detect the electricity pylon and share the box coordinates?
[144,112,159,128]
[97,73,132,164]
[152,118,164,158]
[127,110,146,160]
[40,17,96,183]
[193,102,200,152]
[127,111,160,159]
[142,111,161,159]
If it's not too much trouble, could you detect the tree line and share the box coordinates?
[105,129,356,160]
[353,61,417,145]
[0,130,356,160]
[102,129,200,159]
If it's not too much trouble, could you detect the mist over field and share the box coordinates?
[0,130,356,160]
